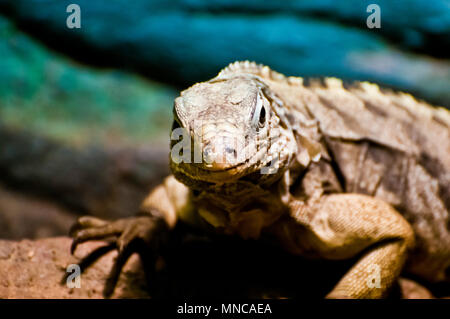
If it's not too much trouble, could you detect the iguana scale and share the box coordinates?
[70,61,450,298]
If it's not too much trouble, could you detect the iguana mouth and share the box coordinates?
[201,163,244,172]
[198,156,252,172]
[171,159,252,185]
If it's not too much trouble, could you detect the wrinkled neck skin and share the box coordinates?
[170,135,294,210]
[172,159,295,239]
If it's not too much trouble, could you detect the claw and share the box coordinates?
[69,222,82,237]
[70,229,106,254]
[103,244,134,297]
[70,223,123,255]
[61,243,116,285]
[68,215,169,297]
[78,216,109,228]
[71,238,80,254]
[69,216,107,237]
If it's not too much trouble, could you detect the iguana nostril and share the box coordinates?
[203,146,213,162]
[203,145,236,160]
[225,147,237,157]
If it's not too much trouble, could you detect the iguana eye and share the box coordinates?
[258,106,266,127]
[251,93,266,129]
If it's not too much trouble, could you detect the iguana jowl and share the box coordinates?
[71,61,450,298]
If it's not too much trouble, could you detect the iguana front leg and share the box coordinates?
[70,175,190,296]
[273,194,415,298]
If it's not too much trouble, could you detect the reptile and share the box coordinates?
[70,61,450,298]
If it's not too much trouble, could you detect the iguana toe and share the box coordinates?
[69,214,170,297]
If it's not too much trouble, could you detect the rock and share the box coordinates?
[0,1,449,106]
[0,237,149,298]
[398,278,434,299]
[3,0,450,54]
[0,15,172,222]
[0,236,441,299]
[0,183,76,239]
[183,0,450,57]
[0,125,169,220]
[0,15,177,146]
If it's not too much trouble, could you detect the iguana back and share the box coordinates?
[218,62,450,282]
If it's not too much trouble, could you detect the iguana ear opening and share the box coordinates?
[296,134,322,167]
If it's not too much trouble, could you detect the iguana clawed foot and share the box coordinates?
[70,214,170,297]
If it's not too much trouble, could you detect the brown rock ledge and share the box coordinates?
[0,237,149,298]
[0,237,436,299]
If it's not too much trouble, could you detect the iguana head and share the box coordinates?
[169,62,299,188]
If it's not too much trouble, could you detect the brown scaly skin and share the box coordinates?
[71,61,450,298]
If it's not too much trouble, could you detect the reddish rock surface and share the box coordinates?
[0,237,149,298]
[0,236,438,299]
[398,278,434,299]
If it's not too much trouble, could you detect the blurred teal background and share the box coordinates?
[0,0,449,145]
[0,0,449,238]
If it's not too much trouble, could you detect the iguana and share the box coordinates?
[70,61,450,298]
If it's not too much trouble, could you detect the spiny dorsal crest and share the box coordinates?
[217,61,288,82]
[217,62,450,127]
